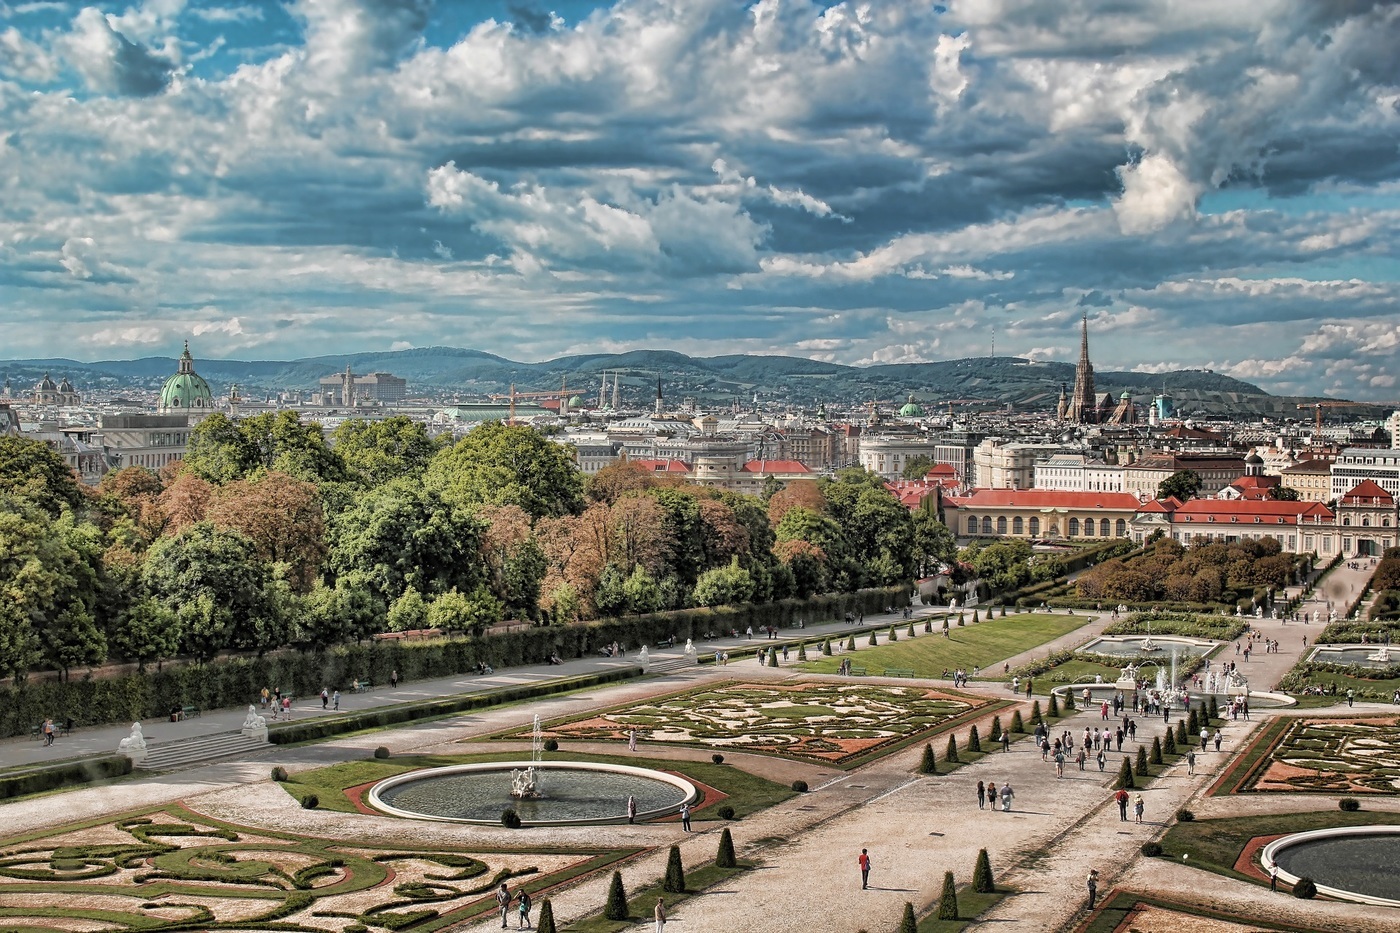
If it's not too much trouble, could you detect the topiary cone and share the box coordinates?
[1150,736,1163,765]
[536,899,556,933]
[1115,756,1135,789]
[1136,743,1149,775]
[822,638,832,656]
[716,828,737,868]
[937,870,959,920]
[868,631,879,646]
[1011,710,1025,733]
[663,844,685,893]
[1047,693,1060,717]
[847,635,857,651]
[946,733,960,763]
[889,625,898,642]
[919,743,937,774]
[968,725,982,753]
[898,901,918,933]
[972,848,994,893]
[604,870,629,921]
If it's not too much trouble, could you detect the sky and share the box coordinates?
[1,0,1398,399]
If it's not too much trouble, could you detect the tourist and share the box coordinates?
[1346,688,1355,708]
[390,670,399,689]
[999,781,1014,811]
[1054,750,1065,778]
[1096,749,1105,772]
[320,687,329,709]
[679,802,691,832]
[627,795,637,824]
[1086,869,1099,909]
[977,780,986,809]
[332,690,340,711]
[1114,788,1129,821]
[654,896,666,933]
[628,730,638,752]
[1001,729,1011,752]
[858,848,872,889]
[1214,730,1223,751]
[1133,793,1145,824]
[1186,751,1195,775]
[42,718,55,746]
[496,883,511,928]
[1270,865,1279,892]
[986,782,997,813]
[517,890,532,929]
[1200,728,1209,751]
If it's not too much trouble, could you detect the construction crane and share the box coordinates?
[489,379,574,424]
[1297,400,1399,434]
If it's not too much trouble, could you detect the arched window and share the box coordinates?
[1343,516,1351,526]
[1098,518,1110,536]
[967,516,979,535]
[1069,517,1080,536]
[1029,516,1040,536]
[1362,516,1371,527]
[1116,519,1127,537]
[1013,516,1024,535]
[997,516,1008,535]
[982,517,994,535]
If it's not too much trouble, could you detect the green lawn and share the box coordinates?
[797,614,1088,678]
[1283,668,1400,700]
[1014,659,1123,694]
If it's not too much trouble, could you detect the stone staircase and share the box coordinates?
[139,731,272,772]
[648,656,700,676]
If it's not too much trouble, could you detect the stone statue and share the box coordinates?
[118,722,147,764]
[510,766,541,799]
[684,639,697,665]
[1367,646,1391,663]
[242,704,268,741]
[638,645,650,672]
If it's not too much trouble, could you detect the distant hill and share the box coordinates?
[0,346,1317,416]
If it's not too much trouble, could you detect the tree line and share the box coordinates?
[0,415,957,682]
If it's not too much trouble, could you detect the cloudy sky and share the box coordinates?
[2,0,1398,398]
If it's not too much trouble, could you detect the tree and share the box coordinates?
[182,413,262,484]
[1269,485,1300,501]
[424,422,584,520]
[386,587,429,632]
[110,596,181,672]
[898,901,918,933]
[937,871,959,920]
[603,870,629,921]
[238,411,346,483]
[919,743,937,773]
[716,828,737,868]
[663,844,686,893]
[1157,469,1203,501]
[586,459,658,505]
[622,566,663,615]
[536,899,556,933]
[206,471,326,593]
[945,733,959,762]
[157,471,214,534]
[901,454,937,480]
[1115,756,1135,789]
[427,587,503,637]
[332,415,439,487]
[693,558,756,607]
[41,515,108,678]
[912,509,957,577]
[0,435,86,516]
[972,849,995,893]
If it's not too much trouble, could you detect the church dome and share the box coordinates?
[899,394,924,417]
[159,342,215,413]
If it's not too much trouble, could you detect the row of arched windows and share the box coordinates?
[965,515,1128,538]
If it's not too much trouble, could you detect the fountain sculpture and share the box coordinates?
[117,722,147,764]
[1368,646,1392,663]
[510,715,545,800]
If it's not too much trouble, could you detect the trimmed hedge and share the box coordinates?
[0,585,908,738]
[267,668,640,744]
[0,755,133,800]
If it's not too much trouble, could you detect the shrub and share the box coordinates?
[919,743,937,774]
[968,726,982,753]
[301,794,319,809]
[1150,736,1163,766]
[716,828,737,868]
[972,609,980,623]
[791,780,809,792]
[1047,693,1060,717]
[847,636,858,651]
[822,638,832,656]
[1062,691,1075,711]
[1115,757,1135,790]
[1176,809,1195,822]
[1208,695,1219,721]
[1339,798,1361,812]
[972,848,994,893]
[604,871,629,920]
[536,900,556,933]
[374,746,391,759]
[1186,708,1199,736]
[937,871,958,920]
[1293,877,1317,899]
[664,845,686,893]
[1164,729,1177,755]
[0,756,133,800]
[945,734,960,763]
[899,901,917,933]
[1030,700,1043,723]
[888,626,898,642]
[869,631,879,646]
[1137,745,1149,775]
[501,808,522,829]
[543,738,559,752]
[907,623,916,638]
[797,643,808,661]
[717,805,735,820]
[1140,842,1163,857]
[1175,719,1188,746]
[1000,605,1008,617]
[711,753,725,764]
[957,613,965,626]
[990,715,1002,742]
[1011,710,1025,733]
[271,766,288,782]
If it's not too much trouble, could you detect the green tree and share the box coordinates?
[386,587,429,632]
[1115,756,1135,789]
[182,413,262,484]
[937,871,958,920]
[536,899,556,933]
[238,410,346,483]
[663,844,686,893]
[972,849,995,893]
[623,565,663,615]
[898,901,918,933]
[424,422,584,520]
[912,508,957,576]
[1269,485,1300,501]
[427,587,503,637]
[919,743,937,774]
[110,596,181,672]
[693,558,756,607]
[945,733,959,762]
[716,828,737,868]
[1157,469,1203,501]
[604,870,629,921]
[331,415,440,487]
[0,435,86,517]
[901,454,937,480]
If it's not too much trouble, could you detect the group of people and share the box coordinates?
[973,780,1015,810]
[494,881,533,929]
[944,668,976,687]
[259,687,295,720]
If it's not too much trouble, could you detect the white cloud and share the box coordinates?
[61,6,175,96]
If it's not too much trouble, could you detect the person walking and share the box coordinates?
[1133,793,1145,824]
[977,780,986,809]
[1096,748,1106,771]
[627,795,637,824]
[496,883,511,929]
[679,802,691,832]
[1187,750,1196,775]
[42,719,55,746]
[1214,729,1223,752]
[653,896,666,933]
[320,687,329,709]
[1054,750,1065,778]
[1086,869,1099,910]
[986,782,997,813]
[1347,688,1355,708]
[517,890,532,929]
[858,849,872,889]
[1115,788,1129,821]
[1200,728,1209,751]
[390,670,399,689]
[628,729,638,752]
[1000,781,1014,812]
[332,689,340,711]
[1270,865,1279,892]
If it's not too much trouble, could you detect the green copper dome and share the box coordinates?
[159,341,214,412]
[899,394,924,417]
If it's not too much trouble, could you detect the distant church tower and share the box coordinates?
[1056,384,1068,421]
[1065,312,1097,425]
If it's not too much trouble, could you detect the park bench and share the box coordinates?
[849,666,868,676]
[181,705,200,719]
[883,668,916,678]
[29,723,42,740]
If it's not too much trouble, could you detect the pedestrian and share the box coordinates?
[391,669,399,689]
[1213,730,1222,751]
[1186,751,1196,775]
[1001,729,1010,752]
[654,896,666,933]
[627,795,637,824]
[42,718,55,746]
[1347,688,1355,708]
[1270,865,1278,892]
[496,882,511,929]
[977,780,986,809]
[858,848,871,889]
[1096,749,1105,771]
[1134,793,1145,824]
[320,687,329,709]
[1000,781,1014,812]
[628,729,638,752]
[679,802,691,832]
[1086,869,1098,909]
[517,890,532,929]
[281,696,292,718]
[986,782,997,812]
[332,689,340,711]
[1115,788,1129,821]
[1200,728,1208,751]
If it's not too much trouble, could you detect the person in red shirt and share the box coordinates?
[1114,788,1130,821]
[858,849,871,889]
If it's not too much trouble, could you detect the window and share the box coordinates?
[1029,516,1040,536]
[1343,516,1351,526]
[982,517,994,535]
[966,516,978,534]
[997,516,1007,535]
[1363,516,1371,527]
[1069,517,1080,536]
[1116,519,1127,537]
[1013,516,1024,535]
[1101,518,1112,536]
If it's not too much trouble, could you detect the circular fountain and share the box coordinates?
[1262,826,1400,906]
[1308,644,1397,669]
[369,761,698,826]
[1080,634,1217,658]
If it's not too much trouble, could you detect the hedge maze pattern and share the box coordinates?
[1247,717,1400,794]
[539,681,983,765]
[0,806,616,932]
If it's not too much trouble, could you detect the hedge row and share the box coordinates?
[267,668,642,744]
[0,756,133,800]
[0,586,908,738]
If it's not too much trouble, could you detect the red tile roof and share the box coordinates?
[741,459,813,474]
[1341,479,1394,504]
[943,489,1143,510]
[1167,499,1334,522]
[631,459,692,473]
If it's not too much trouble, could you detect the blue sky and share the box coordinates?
[1,0,1398,399]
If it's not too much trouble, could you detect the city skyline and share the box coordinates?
[2,1,1398,399]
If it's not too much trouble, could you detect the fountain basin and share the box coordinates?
[1048,683,1295,708]
[1308,645,1397,669]
[368,761,699,826]
[1262,825,1400,906]
[1080,635,1217,658]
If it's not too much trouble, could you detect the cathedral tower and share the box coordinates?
[1065,312,1097,425]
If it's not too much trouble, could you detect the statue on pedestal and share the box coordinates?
[118,722,147,764]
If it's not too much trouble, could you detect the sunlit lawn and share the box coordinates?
[796,613,1088,678]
